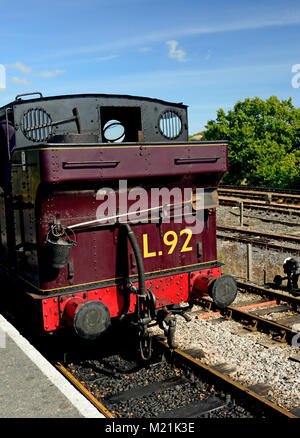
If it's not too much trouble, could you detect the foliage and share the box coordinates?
[202,96,300,188]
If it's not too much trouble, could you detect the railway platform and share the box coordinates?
[0,314,103,418]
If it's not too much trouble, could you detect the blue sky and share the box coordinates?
[0,0,299,134]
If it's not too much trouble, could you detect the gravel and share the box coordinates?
[149,308,300,412]
[216,205,300,235]
[67,342,264,418]
[207,203,299,414]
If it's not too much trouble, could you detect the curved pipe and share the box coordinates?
[121,223,146,297]
[120,223,153,327]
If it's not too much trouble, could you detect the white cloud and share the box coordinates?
[65,55,118,65]
[12,76,31,86]
[166,40,186,62]
[38,69,65,78]
[5,63,66,82]
[5,62,32,73]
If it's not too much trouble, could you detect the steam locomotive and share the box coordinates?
[0,92,237,355]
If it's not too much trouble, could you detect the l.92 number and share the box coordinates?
[143,228,193,258]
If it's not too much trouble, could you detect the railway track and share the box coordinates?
[237,279,300,302]
[220,185,300,195]
[219,196,300,215]
[217,225,300,244]
[216,225,300,255]
[193,280,300,345]
[53,325,298,419]
[2,269,299,420]
[219,186,300,206]
[223,208,300,227]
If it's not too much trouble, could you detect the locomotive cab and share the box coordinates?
[0,92,236,353]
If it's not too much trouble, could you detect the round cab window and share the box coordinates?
[103,120,125,143]
[159,110,182,139]
[22,108,52,142]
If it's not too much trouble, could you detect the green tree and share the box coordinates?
[202,96,300,188]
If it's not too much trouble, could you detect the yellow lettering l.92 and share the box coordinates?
[163,230,178,254]
[142,228,193,258]
[180,228,193,252]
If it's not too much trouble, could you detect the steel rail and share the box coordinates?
[219,185,300,196]
[219,196,300,215]
[194,296,299,344]
[156,340,298,418]
[217,225,300,245]
[216,232,300,254]
[55,362,115,418]
[55,340,298,419]
[237,280,300,309]
[218,187,300,204]
[227,209,300,227]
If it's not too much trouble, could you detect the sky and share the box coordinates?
[0,0,299,135]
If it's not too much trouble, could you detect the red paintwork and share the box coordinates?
[62,297,85,326]
[191,273,218,297]
[41,266,221,331]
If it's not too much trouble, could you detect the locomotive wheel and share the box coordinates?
[73,301,111,340]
